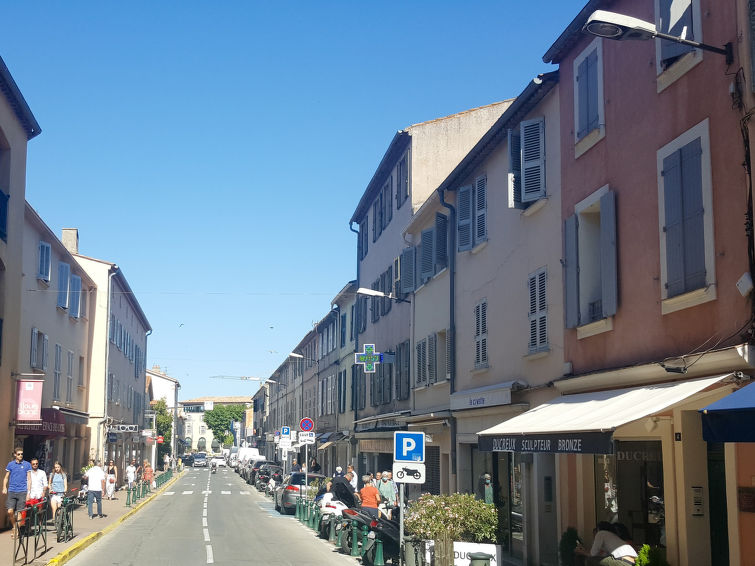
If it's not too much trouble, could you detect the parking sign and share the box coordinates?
[394,431,425,462]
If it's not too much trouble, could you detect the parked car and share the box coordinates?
[255,465,283,491]
[193,453,208,467]
[211,456,226,467]
[274,473,326,514]
[182,454,194,467]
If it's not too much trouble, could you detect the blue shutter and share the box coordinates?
[586,50,599,133]
[508,128,522,208]
[576,58,590,139]
[659,0,695,64]
[31,327,38,367]
[0,191,8,241]
[435,213,448,271]
[474,176,487,243]
[70,275,82,318]
[681,137,706,291]
[457,185,473,250]
[663,148,685,297]
[400,247,416,293]
[564,214,580,328]
[57,263,70,309]
[420,228,435,283]
[521,118,545,202]
[600,191,618,317]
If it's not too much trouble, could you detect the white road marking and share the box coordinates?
[240,491,250,495]
[203,528,210,542]
[202,517,208,527]
[206,544,214,564]
[203,508,207,517]
[221,491,231,495]
[164,492,175,496]
[202,491,212,494]
[182,491,193,495]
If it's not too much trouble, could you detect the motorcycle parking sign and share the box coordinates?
[392,462,426,484]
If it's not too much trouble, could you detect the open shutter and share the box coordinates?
[43,335,49,371]
[57,263,70,309]
[564,214,580,328]
[70,275,82,318]
[38,242,50,280]
[445,329,453,380]
[659,0,695,64]
[576,57,590,139]
[457,185,473,251]
[528,274,538,351]
[680,137,706,291]
[586,50,599,133]
[508,128,522,208]
[400,247,416,294]
[402,341,411,398]
[31,327,38,368]
[537,271,547,348]
[600,191,618,317]
[521,118,545,202]
[474,176,487,243]
[663,149,685,297]
[428,333,437,384]
[435,213,448,271]
[420,228,435,283]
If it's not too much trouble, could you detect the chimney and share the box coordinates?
[61,228,79,254]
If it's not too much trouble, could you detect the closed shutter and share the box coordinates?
[385,178,393,224]
[372,202,378,242]
[70,275,82,318]
[445,329,453,381]
[457,185,473,251]
[474,176,487,242]
[0,190,8,241]
[400,247,416,294]
[600,191,618,316]
[521,118,545,202]
[416,339,427,385]
[57,263,71,309]
[351,365,357,410]
[564,215,580,328]
[528,270,548,352]
[681,137,706,291]
[31,327,39,368]
[382,363,392,404]
[586,50,599,133]
[659,0,695,64]
[576,57,590,139]
[420,228,435,283]
[425,446,441,495]
[475,302,488,367]
[435,213,448,271]
[663,148,685,297]
[428,333,437,384]
[508,128,522,208]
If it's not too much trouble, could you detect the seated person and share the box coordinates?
[576,522,637,565]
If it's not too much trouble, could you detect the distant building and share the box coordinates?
[146,365,182,457]
[180,396,251,454]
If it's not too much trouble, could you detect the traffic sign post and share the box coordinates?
[394,431,425,462]
[299,417,315,503]
[394,431,426,566]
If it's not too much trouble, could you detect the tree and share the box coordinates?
[154,398,173,461]
[202,404,246,443]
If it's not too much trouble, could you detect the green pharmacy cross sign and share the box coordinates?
[355,344,383,374]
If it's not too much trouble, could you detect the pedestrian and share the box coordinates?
[291,459,301,472]
[163,453,169,472]
[143,460,154,489]
[28,457,48,501]
[575,522,638,565]
[385,471,398,498]
[3,447,31,537]
[478,473,494,504]
[347,465,358,490]
[333,466,344,477]
[334,472,361,505]
[48,461,67,519]
[86,460,106,519]
[378,471,396,506]
[309,458,321,473]
[125,459,137,489]
[105,459,118,499]
[359,474,381,518]
[373,471,382,487]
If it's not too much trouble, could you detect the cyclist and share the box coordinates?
[48,461,67,517]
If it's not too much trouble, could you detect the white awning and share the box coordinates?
[477,374,729,454]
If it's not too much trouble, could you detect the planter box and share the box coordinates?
[424,541,502,566]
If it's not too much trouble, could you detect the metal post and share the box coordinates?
[328,515,337,543]
[374,536,386,566]
[350,519,360,557]
[399,483,405,566]
[361,523,369,557]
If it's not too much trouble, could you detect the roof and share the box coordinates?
[542,0,605,64]
[435,72,560,195]
[0,55,41,139]
[181,396,252,405]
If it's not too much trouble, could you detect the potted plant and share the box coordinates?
[636,544,670,566]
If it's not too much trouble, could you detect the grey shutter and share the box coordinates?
[372,202,378,242]
[586,50,599,134]
[681,137,706,291]
[538,271,547,348]
[383,363,392,404]
[576,57,590,139]
[400,247,416,293]
[445,329,453,380]
[70,275,82,318]
[528,274,538,351]
[435,213,448,272]
[428,333,437,384]
[508,128,522,209]
[564,214,580,328]
[474,176,487,243]
[659,0,695,64]
[43,335,49,371]
[420,228,435,283]
[457,185,473,251]
[401,341,411,398]
[31,327,38,367]
[521,118,545,202]
[663,148,685,297]
[385,178,393,224]
[600,191,618,317]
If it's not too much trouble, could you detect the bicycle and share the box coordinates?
[53,489,77,543]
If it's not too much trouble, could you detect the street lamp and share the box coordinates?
[356,286,411,303]
[583,10,733,65]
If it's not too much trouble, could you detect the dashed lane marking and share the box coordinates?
[203,528,210,542]
[221,491,231,495]
[206,545,214,564]
[182,491,194,495]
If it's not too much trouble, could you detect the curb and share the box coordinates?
[44,472,183,566]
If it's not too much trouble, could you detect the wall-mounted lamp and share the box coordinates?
[356,287,411,304]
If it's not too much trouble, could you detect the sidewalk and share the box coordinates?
[2,470,181,566]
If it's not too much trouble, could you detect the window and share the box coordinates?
[657,119,715,312]
[338,370,347,413]
[57,262,71,309]
[400,247,416,294]
[474,300,488,368]
[79,286,88,319]
[371,279,380,323]
[54,344,62,401]
[396,154,409,209]
[66,351,74,402]
[564,188,617,329]
[458,177,487,251]
[573,38,605,150]
[528,268,548,353]
[78,355,85,387]
[655,0,701,72]
[30,327,48,370]
[381,265,393,315]
[38,242,51,281]
[395,340,411,400]
[509,118,546,208]
[359,218,369,260]
[69,275,82,318]
[372,192,383,242]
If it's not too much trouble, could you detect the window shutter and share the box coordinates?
[428,333,437,384]
[38,242,51,280]
[383,363,392,404]
[70,275,82,318]
[445,329,453,380]
[31,327,39,368]
[420,228,435,283]
[351,365,357,410]
[57,263,71,309]
[586,50,600,133]
[43,335,49,371]
[457,185,473,251]
[0,190,8,241]
[400,247,416,294]
[659,0,695,64]
[385,178,393,224]
[564,215,580,328]
[521,118,545,202]
[393,257,402,298]
[529,274,538,351]
[474,176,487,242]
[663,149,685,297]
[538,271,547,348]
[372,202,378,242]
[435,213,448,271]
[508,128,522,209]
[576,57,590,139]
[680,137,706,291]
[600,191,618,317]
[416,339,427,384]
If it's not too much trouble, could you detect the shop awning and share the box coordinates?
[56,406,89,424]
[318,441,335,451]
[700,380,755,442]
[478,375,729,454]
[15,408,66,436]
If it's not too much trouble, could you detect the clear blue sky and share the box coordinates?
[2,1,585,401]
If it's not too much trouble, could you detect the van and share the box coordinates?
[235,447,260,473]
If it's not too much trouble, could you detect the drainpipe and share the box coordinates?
[437,188,458,485]
[98,268,118,462]
[349,221,360,467]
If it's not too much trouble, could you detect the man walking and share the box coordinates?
[3,448,31,536]
[86,460,106,518]
[126,459,137,489]
[28,458,48,501]
[347,465,358,490]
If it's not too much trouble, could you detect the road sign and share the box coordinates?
[300,417,314,432]
[299,431,315,445]
[279,437,292,449]
[394,431,425,462]
[107,432,117,443]
[281,426,291,437]
[392,462,426,484]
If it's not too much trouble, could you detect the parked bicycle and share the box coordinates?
[54,489,78,543]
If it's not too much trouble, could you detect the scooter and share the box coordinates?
[211,462,217,474]
[330,480,376,555]
[362,506,401,566]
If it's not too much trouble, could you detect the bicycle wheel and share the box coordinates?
[55,508,64,542]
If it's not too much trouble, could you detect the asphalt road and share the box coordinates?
[65,466,359,566]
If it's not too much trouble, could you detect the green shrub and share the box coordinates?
[403,493,498,543]
[636,544,670,566]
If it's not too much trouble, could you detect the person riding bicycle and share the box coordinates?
[48,461,68,518]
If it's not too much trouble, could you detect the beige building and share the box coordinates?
[14,204,96,478]
[0,55,41,523]
[181,396,251,454]
[146,365,182,458]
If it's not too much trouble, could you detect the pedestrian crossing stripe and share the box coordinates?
[221,491,231,494]
[182,490,193,494]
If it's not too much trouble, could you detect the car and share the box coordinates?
[193,453,208,467]
[274,473,326,514]
[247,460,272,484]
[182,454,194,467]
[211,456,225,467]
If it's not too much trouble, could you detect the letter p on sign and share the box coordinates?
[394,431,425,463]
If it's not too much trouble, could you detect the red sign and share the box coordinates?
[157,436,164,444]
[300,417,314,432]
[16,380,44,422]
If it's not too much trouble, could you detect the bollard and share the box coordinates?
[468,552,494,566]
[361,523,369,556]
[295,497,301,520]
[350,520,360,557]
[373,536,386,566]
[335,519,343,549]
[328,515,336,543]
[126,486,131,507]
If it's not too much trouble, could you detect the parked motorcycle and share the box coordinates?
[362,506,401,566]
[330,479,375,555]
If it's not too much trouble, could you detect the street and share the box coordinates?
[65,468,358,566]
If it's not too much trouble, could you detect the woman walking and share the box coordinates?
[105,459,118,499]
[48,461,67,518]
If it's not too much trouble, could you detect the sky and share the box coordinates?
[1,1,586,401]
